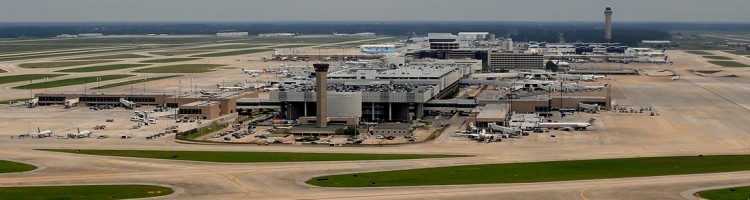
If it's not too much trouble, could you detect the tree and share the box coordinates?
[545,61,559,72]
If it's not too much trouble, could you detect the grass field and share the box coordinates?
[190,48,271,57]
[0,47,146,62]
[723,50,750,55]
[274,44,315,48]
[56,64,150,72]
[703,56,733,60]
[133,64,224,73]
[697,186,750,200]
[18,60,119,68]
[0,74,67,84]
[685,50,714,55]
[189,44,266,50]
[139,57,201,63]
[0,68,6,73]
[65,53,150,60]
[41,149,464,163]
[13,74,134,89]
[92,75,181,89]
[0,98,32,105]
[0,159,36,173]
[181,123,228,140]
[308,155,750,187]
[0,185,173,200]
[708,61,750,67]
[149,50,208,56]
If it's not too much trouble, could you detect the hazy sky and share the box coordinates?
[0,0,748,23]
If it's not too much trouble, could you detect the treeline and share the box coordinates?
[512,29,672,46]
[0,22,679,45]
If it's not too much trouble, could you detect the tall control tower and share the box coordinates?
[313,63,329,128]
[604,7,613,43]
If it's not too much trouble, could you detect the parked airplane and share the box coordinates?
[538,117,597,131]
[29,128,53,138]
[241,68,262,74]
[671,76,681,80]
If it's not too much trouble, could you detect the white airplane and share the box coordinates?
[241,68,262,74]
[28,128,52,138]
[333,32,350,37]
[584,84,607,90]
[218,86,244,91]
[671,76,681,80]
[538,117,597,131]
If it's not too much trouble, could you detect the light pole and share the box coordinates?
[143,78,147,93]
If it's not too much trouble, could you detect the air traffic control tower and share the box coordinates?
[314,63,329,128]
[605,7,613,43]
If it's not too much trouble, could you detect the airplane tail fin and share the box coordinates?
[587,117,597,124]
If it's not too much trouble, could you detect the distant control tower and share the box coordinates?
[604,7,613,43]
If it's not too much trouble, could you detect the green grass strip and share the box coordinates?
[0,159,36,173]
[703,56,733,60]
[19,60,119,68]
[65,53,150,60]
[181,123,229,140]
[139,57,201,63]
[723,50,750,55]
[0,98,32,105]
[189,44,266,50]
[92,75,181,89]
[190,49,270,57]
[0,185,172,200]
[56,64,150,72]
[697,186,750,200]
[13,74,134,89]
[708,61,750,67]
[40,149,465,163]
[0,74,66,84]
[308,155,750,187]
[149,51,208,56]
[685,50,714,55]
[133,64,224,73]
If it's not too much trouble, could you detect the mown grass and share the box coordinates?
[0,159,36,173]
[18,60,119,68]
[708,61,750,67]
[703,56,733,60]
[685,50,714,55]
[723,50,750,55]
[40,149,464,163]
[12,74,134,89]
[56,64,150,72]
[190,49,271,57]
[0,98,32,105]
[92,75,181,89]
[139,57,201,63]
[697,186,750,200]
[189,44,266,50]
[180,123,229,140]
[133,64,224,73]
[308,155,750,187]
[65,54,150,60]
[0,185,173,200]
[0,74,67,84]
[149,50,208,56]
